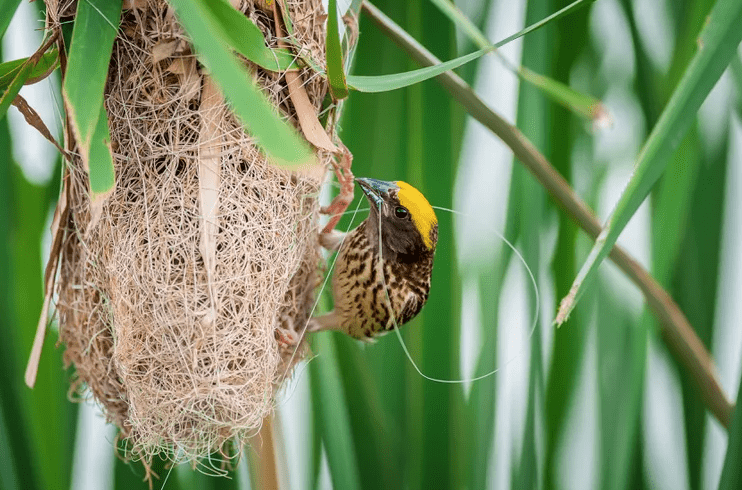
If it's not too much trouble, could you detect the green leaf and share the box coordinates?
[326,0,349,99]
[167,0,314,168]
[63,0,120,201]
[427,0,595,50]
[63,0,122,151]
[2,157,76,490]
[0,59,32,120]
[88,105,115,198]
[492,0,597,49]
[428,0,606,123]
[333,336,403,489]
[428,0,490,48]
[308,334,362,490]
[0,50,59,95]
[0,0,21,40]
[208,0,299,71]
[517,66,608,124]
[347,47,492,92]
[0,44,59,122]
[555,0,742,325]
[731,55,742,117]
[718,380,742,490]
[236,452,254,490]
[0,356,21,490]
[597,290,648,490]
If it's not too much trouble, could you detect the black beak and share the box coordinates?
[355,178,398,209]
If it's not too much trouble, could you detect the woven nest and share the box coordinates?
[49,0,342,462]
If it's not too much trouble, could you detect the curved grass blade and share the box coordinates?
[0,50,58,94]
[428,0,490,47]
[493,0,597,49]
[0,0,21,40]
[0,60,33,120]
[428,0,607,124]
[326,0,349,99]
[208,0,299,72]
[517,65,609,126]
[0,48,59,121]
[555,0,742,325]
[347,47,492,93]
[167,0,314,168]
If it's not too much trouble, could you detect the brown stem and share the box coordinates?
[249,415,280,490]
[361,1,733,429]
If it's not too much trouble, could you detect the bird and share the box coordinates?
[307,177,438,341]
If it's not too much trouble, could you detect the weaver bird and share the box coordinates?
[308,178,438,340]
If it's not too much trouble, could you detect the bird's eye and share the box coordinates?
[394,206,409,219]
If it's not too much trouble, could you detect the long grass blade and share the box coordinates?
[0,396,20,490]
[493,0,596,48]
[555,0,742,325]
[308,334,362,490]
[511,1,548,485]
[208,0,298,71]
[0,46,58,121]
[517,66,608,125]
[0,119,22,490]
[63,0,120,215]
[63,0,120,150]
[428,0,606,124]
[87,105,115,197]
[333,336,403,489]
[347,47,492,92]
[5,160,76,490]
[326,0,349,99]
[718,383,742,489]
[0,0,21,39]
[167,0,314,169]
[0,58,33,119]
[0,50,58,94]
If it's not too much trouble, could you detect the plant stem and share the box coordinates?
[249,415,279,490]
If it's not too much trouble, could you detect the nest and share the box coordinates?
[49,0,340,462]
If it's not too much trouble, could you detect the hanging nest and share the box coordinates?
[47,0,346,463]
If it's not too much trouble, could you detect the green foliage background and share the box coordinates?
[1,0,742,489]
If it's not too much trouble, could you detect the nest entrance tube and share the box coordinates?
[52,0,341,463]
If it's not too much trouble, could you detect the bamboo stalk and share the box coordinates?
[361,0,734,429]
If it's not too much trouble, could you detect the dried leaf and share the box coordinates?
[167,56,201,101]
[152,39,178,63]
[11,94,67,157]
[25,175,69,388]
[273,2,338,153]
[198,76,223,324]
[123,0,148,9]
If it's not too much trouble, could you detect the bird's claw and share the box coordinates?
[275,327,301,347]
[320,145,354,235]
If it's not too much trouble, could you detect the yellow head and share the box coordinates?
[356,178,438,252]
[395,181,437,249]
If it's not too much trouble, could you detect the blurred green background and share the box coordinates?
[2,0,742,489]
